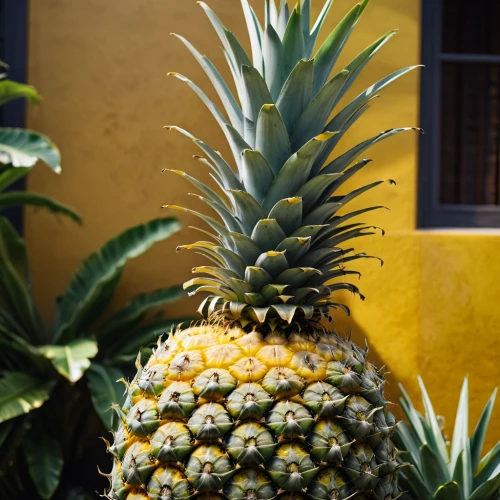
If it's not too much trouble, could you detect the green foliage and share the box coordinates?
[0,215,188,499]
[394,377,500,500]
[0,70,81,223]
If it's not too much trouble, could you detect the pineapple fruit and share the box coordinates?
[107,0,418,498]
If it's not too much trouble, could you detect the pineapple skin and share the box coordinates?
[107,325,400,499]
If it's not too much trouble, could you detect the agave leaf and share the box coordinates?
[241,0,264,73]
[0,191,82,224]
[25,434,64,500]
[171,34,244,133]
[53,218,181,343]
[0,128,61,173]
[262,24,285,100]
[255,104,291,175]
[0,165,31,191]
[420,444,451,495]
[418,376,451,464]
[474,443,500,490]
[263,132,336,212]
[433,482,463,500]
[282,7,305,76]
[469,472,500,500]
[87,363,126,430]
[312,3,362,95]
[268,197,303,236]
[276,59,314,132]
[450,378,470,475]
[252,218,287,252]
[470,388,497,473]
[290,69,349,151]
[307,0,334,57]
[240,150,275,204]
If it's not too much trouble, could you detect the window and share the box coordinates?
[419,0,500,228]
[0,0,28,233]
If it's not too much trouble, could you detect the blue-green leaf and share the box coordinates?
[470,388,497,473]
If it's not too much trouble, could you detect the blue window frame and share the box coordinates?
[1,0,28,233]
[419,0,500,228]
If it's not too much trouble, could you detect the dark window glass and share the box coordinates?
[440,62,500,205]
[442,0,500,55]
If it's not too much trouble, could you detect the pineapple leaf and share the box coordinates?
[470,388,497,473]
[240,150,275,204]
[25,434,63,500]
[0,372,55,424]
[53,218,181,343]
[312,3,362,96]
[307,0,335,57]
[291,70,349,151]
[173,34,244,134]
[268,197,303,236]
[241,0,264,73]
[227,190,267,234]
[255,104,291,175]
[263,24,286,100]
[277,58,314,133]
[0,191,82,224]
[282,7,305,76]
[38,338,98,383]
[86,363,126,430]
[241,66,275,124]
[252,218,287,251]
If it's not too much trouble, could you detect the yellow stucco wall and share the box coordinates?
[26,0,499,449]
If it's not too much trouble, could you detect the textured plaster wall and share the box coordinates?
[26,0,499,448]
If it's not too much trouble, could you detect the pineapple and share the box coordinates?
[107,0,418,498]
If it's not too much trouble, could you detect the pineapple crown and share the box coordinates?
[165,0,419,329]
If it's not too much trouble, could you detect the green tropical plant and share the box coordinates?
[0,65,81,223]
[0,215,191,499]
[394,377,500,500]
